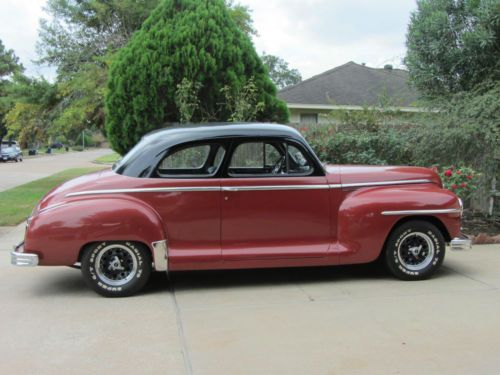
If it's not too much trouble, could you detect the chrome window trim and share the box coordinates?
[381,208,461,216]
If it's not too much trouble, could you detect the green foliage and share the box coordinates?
[0,39,24,142]
[4,75,58,148]
[304,122,413,166]
[34,0,161,139]
[261,53,302,89]
[74,131,94,147]
[225,0,258,37]
[175,78,202,123]
[221,78,265,122]
[106,0,289,155]
[405,0,500,98]
[37,0,161,75]
[406,80,499,176]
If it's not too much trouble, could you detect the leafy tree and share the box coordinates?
[405,0,500,98]
[34,0,161,139]
[221,78,265,121]
[4,74,58,148]
[106,0,289,155]
[261,53,302,89]
[0,39,23,145]
[225,0,258,37]
[37,0,161,75]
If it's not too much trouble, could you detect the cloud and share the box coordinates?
[0,0,416,81]
[241,0,416,78]
[0,0,55,79]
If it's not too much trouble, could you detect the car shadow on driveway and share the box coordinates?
[166,262,456,292]
[30,262,457,297]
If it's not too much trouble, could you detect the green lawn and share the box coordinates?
[94,152,120,164]
[0,167,103,226]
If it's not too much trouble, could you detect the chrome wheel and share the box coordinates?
[95,244,138,286]
[397,232,435,271]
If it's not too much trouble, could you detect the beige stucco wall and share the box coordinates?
[288,108,332,125]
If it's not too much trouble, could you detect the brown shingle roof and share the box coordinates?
[278,61,418,107]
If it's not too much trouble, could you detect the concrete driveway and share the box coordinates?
[0,148,111,192]
[1,224,499,375]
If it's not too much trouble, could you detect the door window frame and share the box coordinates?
[221,137,323,178]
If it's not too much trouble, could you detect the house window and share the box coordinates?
[300,113,318,124]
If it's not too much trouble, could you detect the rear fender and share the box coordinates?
[24,196,166,266]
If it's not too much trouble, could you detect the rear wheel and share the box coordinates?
[81,241,152,297]
[384,220,445,280]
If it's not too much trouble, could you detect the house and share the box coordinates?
[278,61,420,124]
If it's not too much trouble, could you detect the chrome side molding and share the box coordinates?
[151,240,168,271]
[381,208,461,215]
[222,185,330,192]
[67,179,432,197]
[341,179,432,188]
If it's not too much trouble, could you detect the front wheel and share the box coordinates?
[81,241,152,297]
[384,220,445,280]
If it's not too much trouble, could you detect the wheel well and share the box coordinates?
[388,216,452,243]
[77,241,153,263]
[376,215,451,262]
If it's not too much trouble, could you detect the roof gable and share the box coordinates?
[278,62,418,107]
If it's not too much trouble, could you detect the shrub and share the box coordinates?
[437,165,479,201]
[303,121,413,166]
[105,0,288,155]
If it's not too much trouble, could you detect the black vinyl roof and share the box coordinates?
[115,123,315,177]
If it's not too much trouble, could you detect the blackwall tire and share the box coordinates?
[384,220,445,280]
[81,241,152,297]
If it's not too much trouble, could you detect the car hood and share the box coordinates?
[325,165,442,187]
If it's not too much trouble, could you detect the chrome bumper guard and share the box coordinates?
[11,242,39,267]
[450,235,472,251]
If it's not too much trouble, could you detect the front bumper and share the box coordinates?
[450,235,472,251]
[11,242,39,267]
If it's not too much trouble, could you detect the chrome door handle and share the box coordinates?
[221,186,238,192]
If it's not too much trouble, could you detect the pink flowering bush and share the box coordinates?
[437,165,479,200]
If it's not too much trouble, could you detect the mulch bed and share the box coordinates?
[462,211,500,244]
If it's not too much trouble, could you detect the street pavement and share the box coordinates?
[0,148,111,192]
[1,222,499,375]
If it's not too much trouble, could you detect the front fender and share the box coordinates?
[337,184,461,264]
[24,196,166,266]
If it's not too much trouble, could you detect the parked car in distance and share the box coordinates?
[51,142,65,149]
[1,146,23,162]
[11,124,471,297]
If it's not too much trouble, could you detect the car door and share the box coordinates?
[143,141,225,265]
[221,139,331,260]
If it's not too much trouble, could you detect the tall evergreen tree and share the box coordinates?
[105,0,289,154]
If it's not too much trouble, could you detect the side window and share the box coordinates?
[287,144,313,175]
[161,145,210,169]
[229,142,283,176]
[157,143,225,177]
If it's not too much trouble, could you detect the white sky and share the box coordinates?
[0,0,417,81]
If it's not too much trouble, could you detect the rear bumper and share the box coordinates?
[450,235,472,251]
[11,242,39,267]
